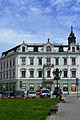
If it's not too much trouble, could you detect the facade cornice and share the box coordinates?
[18,52,80,55]
[0,51,80,61]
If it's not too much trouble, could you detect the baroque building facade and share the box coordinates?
[0,27,80,94]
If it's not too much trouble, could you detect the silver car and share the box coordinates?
[40,89,51,97]
[27,91,37,97]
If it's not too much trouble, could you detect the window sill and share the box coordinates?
[46,77,51,78]
[70,77,76,78]
[20,77,26,78]
[29,77,34,78]
[63,77,68,78]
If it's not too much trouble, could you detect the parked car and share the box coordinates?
[40,89,51,97]
[14,91,24,98]
[35,90,40,95]
[27,91,37,97]
[1,92,14,98]
[1,92,10,98]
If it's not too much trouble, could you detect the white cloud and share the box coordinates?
[50,0,72,6]
[28,6,42,15]
[0,29,37,45]
[54,38,67,44]
[44,6,53,13]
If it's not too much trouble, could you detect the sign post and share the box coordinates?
[76,78,79,99]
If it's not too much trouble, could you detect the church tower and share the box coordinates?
[68,26,76,45]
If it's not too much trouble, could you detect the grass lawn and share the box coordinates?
[0,98,57,120]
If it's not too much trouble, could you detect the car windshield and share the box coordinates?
[2,93,9,96]
[29,92,35,94]
[36,90,40,92]
[15,91,24,95]
[42,90,50,93]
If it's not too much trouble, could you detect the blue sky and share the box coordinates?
[0,0,80,56]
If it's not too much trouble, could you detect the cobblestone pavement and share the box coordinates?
[46,94,80,120]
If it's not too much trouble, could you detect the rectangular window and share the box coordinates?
[37,84,42,89]
[72,71,76,78]
[71,84,76,92]
[72,58,76,65]
[3,71,5,79]
[38,58,42,65]
[29,84,34,91]
[1,63,2,69]
[4,62,5,68]
[7,61,8,68]
[46,84,51,91]
[38,71,42,78]
[10,70,11,79]
[64,71,67,78]
[21,57,26,65]
[30,58,34,65]
[30,71,34,78]
[22,71,26,78]
[13,69,15,78]
[6,71,8,79]
[64,58,67,65]
[55,84,60,90]
[10,60,12,67]
[0,72,2,80]
[46,58,51,66]
[13,59,15,66]
[55,58,59,65]
[47,70,50,77]
[22,83,26,90]
[63,84,68,91]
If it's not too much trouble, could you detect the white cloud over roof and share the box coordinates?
[0,0,80,56]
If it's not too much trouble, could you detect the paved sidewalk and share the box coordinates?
[47,94,80,120]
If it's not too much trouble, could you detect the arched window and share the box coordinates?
[46,46,51,52]
[72,47,75,52]
[22,46,25,52]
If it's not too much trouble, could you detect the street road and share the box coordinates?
[47,94,80,120]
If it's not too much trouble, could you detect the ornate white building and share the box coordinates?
[0,26,80,94]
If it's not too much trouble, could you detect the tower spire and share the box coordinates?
[71,26,73,33]
[48,38,50,42]
[68,26,76,45]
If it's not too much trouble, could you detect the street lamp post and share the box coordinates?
[42,64,46,89]
[53,68,62,97]
[42,64,54,89]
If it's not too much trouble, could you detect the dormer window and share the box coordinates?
[46,46,51,52]
[72,47,75,52]
[22,46,25,52]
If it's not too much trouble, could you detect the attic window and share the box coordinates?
[22,46,25,52]
[59,46,63,52]
[34,46,38,52]
[46,46,51,52]
[72,47,75,52]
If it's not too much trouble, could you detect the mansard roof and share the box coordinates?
[2,45,20,56]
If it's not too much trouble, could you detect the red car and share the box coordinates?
[35,90,40,95]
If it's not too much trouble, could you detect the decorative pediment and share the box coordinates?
[42,38,55,52]
[18,41,28,52]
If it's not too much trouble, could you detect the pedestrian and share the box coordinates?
[60,89,66,102]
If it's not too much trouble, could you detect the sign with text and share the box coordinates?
[76,78,79,86]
